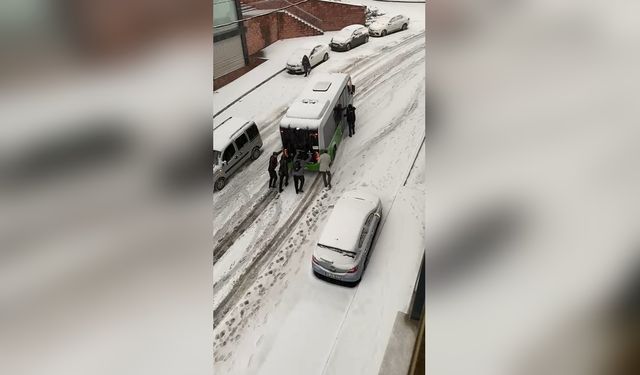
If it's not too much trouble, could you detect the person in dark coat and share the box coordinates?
[333,103,344,126]
[268,150,281,188]
[302,55,311,77]
[278,149,291,193]
[345,104,356,137]
[292,151,313,194]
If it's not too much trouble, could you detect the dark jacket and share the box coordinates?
[279,155,290,175]
[302,55,311,69]
[292,153,313,176]
[269,153,279,171]
[333,104,344,123]
[346,105,356,123]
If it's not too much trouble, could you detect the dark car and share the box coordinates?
[330,25,369,52]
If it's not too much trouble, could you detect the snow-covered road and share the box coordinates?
[214,2,425,374]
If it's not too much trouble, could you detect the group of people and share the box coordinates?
[267,99,358,193]
[268,148,333,193]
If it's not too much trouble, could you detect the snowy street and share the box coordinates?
[214,2,425,374]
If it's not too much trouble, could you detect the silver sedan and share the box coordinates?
[312,190,382,284]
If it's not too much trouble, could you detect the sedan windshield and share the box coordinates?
[317,243,356,257]
[291,48,309,60]
[335,30,353,39]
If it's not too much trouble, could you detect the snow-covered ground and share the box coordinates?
[213,2,425,374]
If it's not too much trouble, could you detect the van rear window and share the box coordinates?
[246,124,259,140]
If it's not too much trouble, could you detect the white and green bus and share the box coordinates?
[279,73,355,171]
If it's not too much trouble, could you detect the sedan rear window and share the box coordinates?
[317,243,356,257]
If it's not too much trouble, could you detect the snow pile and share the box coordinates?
[365,6,386,26]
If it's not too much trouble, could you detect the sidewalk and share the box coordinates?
[321,185,426,375]
[213,32,337,117]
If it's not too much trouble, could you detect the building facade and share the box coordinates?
[213,0,249,80]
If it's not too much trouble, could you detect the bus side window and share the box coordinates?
[340,86,348,107]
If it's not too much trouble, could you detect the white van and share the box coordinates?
[213,117,263,191]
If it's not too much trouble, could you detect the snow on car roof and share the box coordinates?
[342,24,364,32]
[318,190,379,251]
[213,116,252,151]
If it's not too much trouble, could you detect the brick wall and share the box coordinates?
[241,0,365,31]
[245,12,279,55]
[277,12,322,39]
[296,1,365,31]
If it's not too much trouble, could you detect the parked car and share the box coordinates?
[286,44,330,74]
[213,117,263,191]
[312,190,382,283]
[330,25,369,52]
[368,15,410,37]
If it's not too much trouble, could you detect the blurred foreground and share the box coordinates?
[428,1,640,374]
[0,1,211,374]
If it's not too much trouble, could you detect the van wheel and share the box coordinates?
[382,30,387,37]
[250,147,261,161]
[215,177,226,191]
[346,43,351,51]
[402,23,408,31]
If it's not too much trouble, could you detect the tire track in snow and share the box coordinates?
[354,77,424,158]
[214,175,322,328]
[214,188,277,264]
[214,187,283,310]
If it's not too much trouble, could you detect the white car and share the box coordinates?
[368,14,410,37]
[286,44,330,74]
[312,190,382,283]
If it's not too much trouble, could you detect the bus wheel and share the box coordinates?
[250,146,261,160]
[215,177,226,191]
[333,144,338,157]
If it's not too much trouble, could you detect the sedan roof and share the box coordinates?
[342,24,364,32]
[318,190,380,251]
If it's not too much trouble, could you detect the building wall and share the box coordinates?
[276,12,322,39]
[297,0,365,31]
[214,34,246,79]
[245,13,279,56]
[243,0,365,31]
[214,0,247,80]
